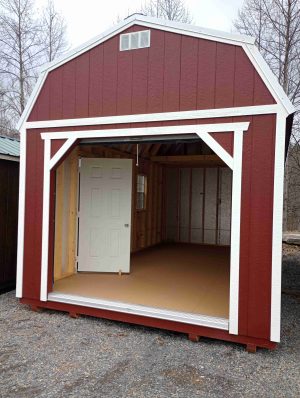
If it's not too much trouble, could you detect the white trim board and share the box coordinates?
[271,112,287,343]
[38,122,248,337]
[41,122,250,141]
[25,104,279,130]
[16,127,26,298]
[48,292,229,330]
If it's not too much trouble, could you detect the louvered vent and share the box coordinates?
[120,30,151,51]
[120,34,130,51]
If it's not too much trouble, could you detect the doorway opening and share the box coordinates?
[51,137,232,323]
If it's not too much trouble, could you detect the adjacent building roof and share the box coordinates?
[0,135,20,158]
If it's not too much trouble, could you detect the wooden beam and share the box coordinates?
[150,144,162,156]
[141,143,153,157]
[150,155,223,164]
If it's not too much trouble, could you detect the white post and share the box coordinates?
[40,138,51,301]
[16,127,26,298]
[229,129,243,335]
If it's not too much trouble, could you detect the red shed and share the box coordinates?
[16,15,294,352]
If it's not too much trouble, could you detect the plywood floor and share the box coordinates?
[53,244,230,318]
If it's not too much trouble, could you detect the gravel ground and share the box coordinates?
[0,254,299,398]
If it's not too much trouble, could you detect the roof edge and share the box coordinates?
[40,14,255,74]
[17,14,295,131]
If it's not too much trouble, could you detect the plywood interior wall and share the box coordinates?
[53,147,78,281]
[164,167,232,245]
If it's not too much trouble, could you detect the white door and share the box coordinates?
[78,158,132,273]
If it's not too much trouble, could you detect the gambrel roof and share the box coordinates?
[17,14,295,130]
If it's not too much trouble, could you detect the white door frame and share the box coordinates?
[38,121,249,335]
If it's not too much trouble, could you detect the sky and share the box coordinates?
[37,0,244,48]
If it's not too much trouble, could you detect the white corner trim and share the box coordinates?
[48,292,229,330]
[40,139,51,301]
[49,137,77,170]
[26,105,277,131]
[229,130,244,335]
[270,112,286,342]
[39,121,249,335]
[16,127,26,298]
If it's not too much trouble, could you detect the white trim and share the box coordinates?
[40,123,249,141]
[243,44,295,115]
[0,154,19,162]
[40,139,51,301]
[49,137,77,170]
[229,130,244,335]
[271,112,286,342]
[48,292,229,330]
[25,105,278,130]
[39,122,248,333]
[16,72,47,131]
[197,131,233,169]
[16,127,26,298]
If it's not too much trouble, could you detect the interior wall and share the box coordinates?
[164,167,232,245]
[53,148,78,281]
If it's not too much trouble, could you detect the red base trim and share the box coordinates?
[20,298,277,351]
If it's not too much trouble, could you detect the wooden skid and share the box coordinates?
[21,298,277,351]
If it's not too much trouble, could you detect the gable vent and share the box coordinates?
[120,30,150,51]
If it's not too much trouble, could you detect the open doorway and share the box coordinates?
[51,138,232,321]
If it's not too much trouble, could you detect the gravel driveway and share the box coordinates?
[0,252,299,398]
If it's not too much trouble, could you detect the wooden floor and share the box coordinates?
[53,244,230,318]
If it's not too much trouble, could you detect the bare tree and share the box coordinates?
[0,0,68,128]
[41,0,68,62]
[234,0,300,108]
[234,0,300,231]
[0,0,43,122]
[141,0,192,23]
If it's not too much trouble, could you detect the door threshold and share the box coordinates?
[48,292,229,330]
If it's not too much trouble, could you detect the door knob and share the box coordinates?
[124,223,129,228]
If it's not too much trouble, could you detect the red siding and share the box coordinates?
[23,25,278,343]
[238,115,275,339]
[28,26,275,122]
[210,132,234,157]
[23,115,276,342]
[23,131,44,299]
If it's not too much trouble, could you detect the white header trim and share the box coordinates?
[40,122,250,141]
[24,105,279,131]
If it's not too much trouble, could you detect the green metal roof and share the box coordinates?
[0,135,20,157]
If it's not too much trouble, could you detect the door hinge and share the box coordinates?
[78,158,82,168]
